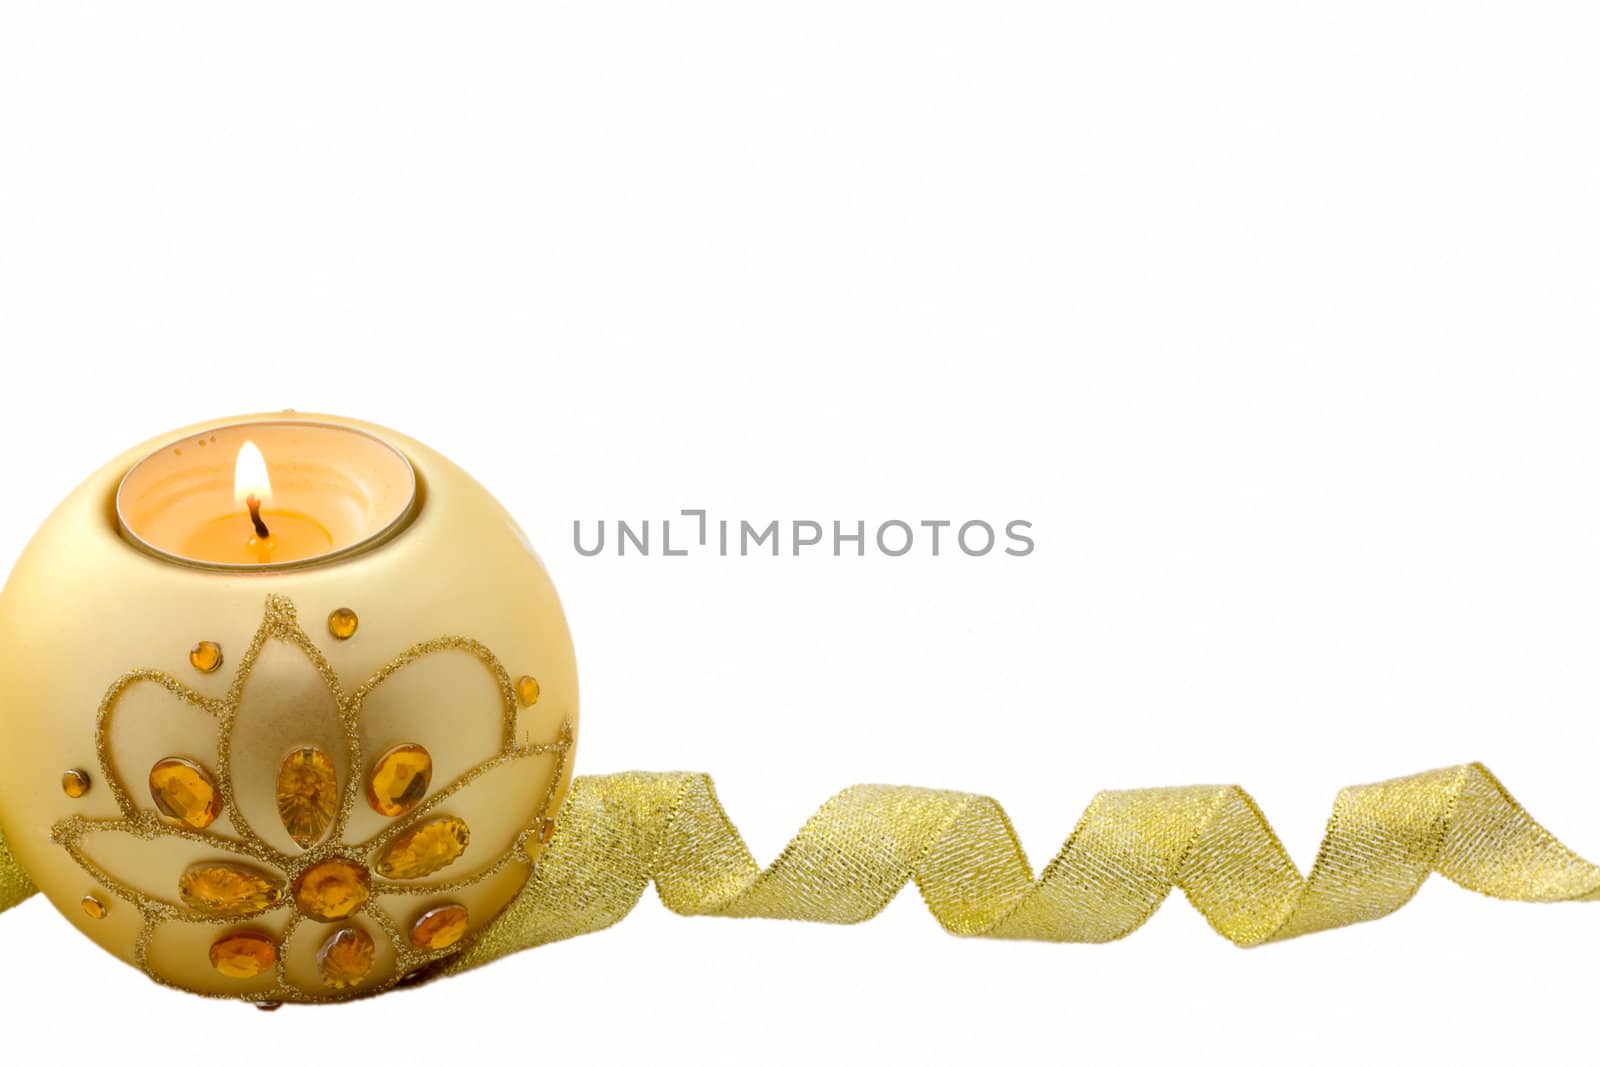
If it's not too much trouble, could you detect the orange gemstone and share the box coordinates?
[149,757,223,829]
[317,926,375,989]
[291,858,370,922]
[276,746,338,849]
[209,930,278,978]
[375,816,470,879]
[61,769,91,798]
[81,895,107,919]
[515,675,541,707]
[327,607,359,640]
[409,903,469,951]
[189,641,223,673]
[179,862,284,917]
[366,743,431,817]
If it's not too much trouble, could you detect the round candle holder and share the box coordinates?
[0,413,578,1002]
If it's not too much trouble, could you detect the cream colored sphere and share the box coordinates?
[0,413,578,1002]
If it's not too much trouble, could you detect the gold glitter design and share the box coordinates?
[49,595,572,1004]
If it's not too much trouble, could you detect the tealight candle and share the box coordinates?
[0,413,578,1003]
[116,420,417,569]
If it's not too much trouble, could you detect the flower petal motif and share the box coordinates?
[97,673,238,836]
[144,918,285,995]
[226,637,352,856]
[62,820,287,918]
[363,749,559,889]
[53,595,570,1001]
[346,645,507,843]
[281,914,394,992]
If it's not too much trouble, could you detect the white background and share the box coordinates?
[3,3,1598,1063]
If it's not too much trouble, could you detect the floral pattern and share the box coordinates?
[51,595,570,1002]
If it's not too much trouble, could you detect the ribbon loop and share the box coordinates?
[450,762,1600,973]
[0,833,32,916]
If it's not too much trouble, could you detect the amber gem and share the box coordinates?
[179,862,284,917]
[366,743,431,817]
[409,903,469,950]
[292,858,370,921]
[375,816,470,879]
[210,931,278,978]
[327,607,359,640]
[81,895,107,919]
[277,746,338,849]
[189,641,223,673]
[317,926,375,989]
[61,769,91,798]
[515,675,541,707]
[149,757,223,829]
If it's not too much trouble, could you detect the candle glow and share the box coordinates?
[233,440,273,506]
[115,419,417,570]
[234,441,274,541]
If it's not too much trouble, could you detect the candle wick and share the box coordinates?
[246,495,271,540]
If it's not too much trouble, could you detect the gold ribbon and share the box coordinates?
[446,761,1600,971]
[0,831,29,916]
[3,762,1598,976]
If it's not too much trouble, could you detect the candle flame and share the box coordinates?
[234,441,273,505]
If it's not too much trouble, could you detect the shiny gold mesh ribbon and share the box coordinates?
[447,761,1600,971]
[3,762,1598,970]
[0,831,30,916]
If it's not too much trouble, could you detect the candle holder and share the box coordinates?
[0,413,577,1002]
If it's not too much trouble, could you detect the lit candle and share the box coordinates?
[115,419,417,569]
[0,412,578,1002]
[235,440,278,540]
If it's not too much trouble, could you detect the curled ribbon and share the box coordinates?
[446,761,1600,970]
[0,834,26,916]
[3,762,1597,978]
